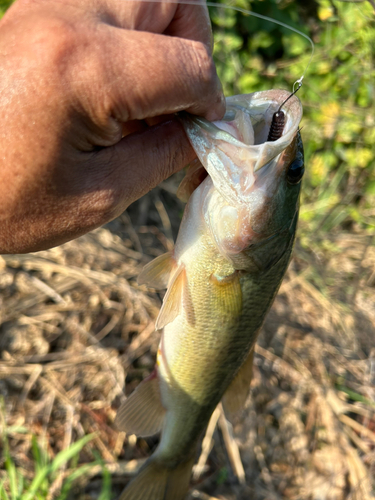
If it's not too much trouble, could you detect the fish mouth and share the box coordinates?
[181,90,303,205]
[188,89,302,171]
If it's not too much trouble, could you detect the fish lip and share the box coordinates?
[182,90,303,172]
[180,114,245,147]
[228,90,303,172]
[180,90,303,206]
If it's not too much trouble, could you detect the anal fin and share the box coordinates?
[222,347,254,416]
[115,371,166,437]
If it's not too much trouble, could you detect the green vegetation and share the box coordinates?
[1,400,111,500]
[210,0,375,237]
[0,0,13,17]
[0,424,111,500]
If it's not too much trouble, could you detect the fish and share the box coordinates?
[115,89,304,500]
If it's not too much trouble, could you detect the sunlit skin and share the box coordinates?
[0,0,224,254]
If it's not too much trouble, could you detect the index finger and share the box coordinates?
[164,3,213,49]
[102,0,212,46]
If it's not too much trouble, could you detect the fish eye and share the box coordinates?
[287,157,304,185]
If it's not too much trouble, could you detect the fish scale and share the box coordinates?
[115,89,304,500]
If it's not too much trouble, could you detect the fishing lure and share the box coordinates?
[267,81,303,142]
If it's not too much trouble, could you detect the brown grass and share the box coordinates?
[0,182,374,499]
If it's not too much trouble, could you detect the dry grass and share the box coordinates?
[0,182,374,499]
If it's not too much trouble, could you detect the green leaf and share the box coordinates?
[58,463,99,500]
[0,0,14,17]
[50,434,95,473]
[98,464,112,500]
[3,438,18,500]
[22,467,52,500]
[31,436,44,472]
[23,435,95,500]
[337,385,375,408]
[4,427,28,435]
[0,478,10,500]
[366,181,375,195]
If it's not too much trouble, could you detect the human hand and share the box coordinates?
[0,0,224,253]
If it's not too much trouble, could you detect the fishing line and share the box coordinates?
[278,81,303,113]
[205,0,315,87]
[126,0,315,90]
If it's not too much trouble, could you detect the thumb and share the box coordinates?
[78,28,225,124]
[84,118,195,216]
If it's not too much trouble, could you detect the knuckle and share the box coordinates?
[2,6,81,78]
[29,17,79,70]
[22,16,78,66]
[189,41,217,91]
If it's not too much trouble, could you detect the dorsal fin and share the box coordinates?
[138,252,176,290]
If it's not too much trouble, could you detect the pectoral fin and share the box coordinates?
[176,158,208,202]
[211,271,242,317]
[156,265,187,330]
[138,252,176,290]
[115,371,166,437]
[222,347,254,416]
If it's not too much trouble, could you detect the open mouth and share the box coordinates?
[180,90,303,203]
[189,96,298,153]
[223,100,297,147]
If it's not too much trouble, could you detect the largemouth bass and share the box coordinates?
[115,89,304,500]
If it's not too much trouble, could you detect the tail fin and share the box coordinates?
[118,456,194,500]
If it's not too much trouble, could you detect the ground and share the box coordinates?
[0,177,374,499]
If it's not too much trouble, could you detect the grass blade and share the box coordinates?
[98,464,112,500]
[0,479,10,500]
[50,434,95,473]
[58,463,100,500]
[3,438,18,500]
[22,467,52,500]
